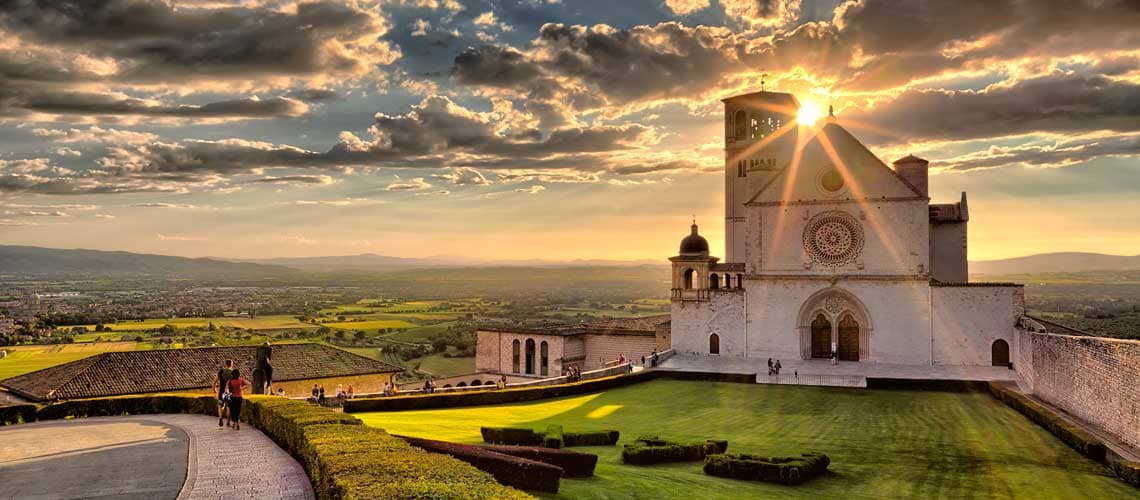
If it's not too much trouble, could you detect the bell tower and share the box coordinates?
[722,89,800,262]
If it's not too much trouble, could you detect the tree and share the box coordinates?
[208,322,216,331]
[334,330,345,339]
[354,330,366,341]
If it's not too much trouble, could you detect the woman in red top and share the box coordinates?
[226,369,251,430]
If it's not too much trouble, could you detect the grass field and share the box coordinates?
[0,342,141,380]
[77,315,317,332]
[407,352,476,377]
[356,380,1133,499]
[323,319,418,332]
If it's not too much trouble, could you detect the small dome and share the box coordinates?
[679,222,709,255]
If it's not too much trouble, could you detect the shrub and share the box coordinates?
[35,394,215,421]
[987,382,1107,463]
[303,425,530,499]
[867,378,989,392]
[0,404,38,425]
[483,445,598,478]
[563,430,620,447]
[621,436,727,465]
[704,453,830,485]
[544,424,564,449]
[1111,460,1140,487]
[482,426,543,446]
[399,435,562,493]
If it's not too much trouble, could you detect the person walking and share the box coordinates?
[767,358,773,375]
[225,368,250,431]
[775,360,782,375]
[212,359,234,427]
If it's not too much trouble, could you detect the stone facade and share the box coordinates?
[1015,330,1140,450]
[670,90,1023,368]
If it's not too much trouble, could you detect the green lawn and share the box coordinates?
[408,353,476,378]
[0,342,141,380]
[323,319,418,332]
[355,380,1133,499]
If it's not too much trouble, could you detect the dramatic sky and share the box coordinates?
[1,0,1138,261]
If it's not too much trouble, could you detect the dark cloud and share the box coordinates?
[0,0,395,83]
[849,73,1140,144]
[0,84,309,118]
[246,175,333,185]
[0,172,179,195]
[285,88,341,102]
[941,133,1140,171]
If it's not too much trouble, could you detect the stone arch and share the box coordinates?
[736,274,744,288]
[710,273,720,289]
[796,287,873,360]
[683,268,696,289]
[457,381,467,387]
[709,333,720,355]
[992,339,1010,367]
[540,341,549,376]
[511,339,521,373]
[525,338,536,374]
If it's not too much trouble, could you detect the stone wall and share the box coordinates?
[1016,330,1140,450]
[582,334,657,370]
[931,285,1023,365]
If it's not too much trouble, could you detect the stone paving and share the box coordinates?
[660,353,1017,383]
[0,415,314,500]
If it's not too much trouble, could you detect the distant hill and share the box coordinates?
[235,253,663,271]
[0,245,298,279]
[971,252,1140,275]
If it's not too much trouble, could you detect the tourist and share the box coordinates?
[618,353,626,365]
[276,387,286,397]
[767,358,773,375]
[775,360,782,375]
[225,368,250,431]
[650,349,658,367]
[336,384,344,399]
[422,379,434,394]
[346,384,355,399]
[310,384,320,402]
[497,375,507,389]
[831,350,838,366]
[212,359,234,427]
[318,385,326,405]
[382,381,392,397]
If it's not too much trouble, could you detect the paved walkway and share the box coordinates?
[660,354,1017,383]
[0,415,314,500]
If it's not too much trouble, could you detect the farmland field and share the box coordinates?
[0,342,143,380]
[356,380,1134,499]
[322,319,418,332]
[77,315,317,332]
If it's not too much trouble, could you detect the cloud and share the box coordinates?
[0,0,398,86]
[33,126,159,144]
[3,91,309,119]
[514,184,546,194]
[284,88,341,102]
[849,73,1140,145]
[431,166,491,185]
[939,133,1140,171]
[157,233,206,241]
[130,202,197,209]
[663,0,710,16]
[411,19,431,36]
[247,175,335,185]
[385,177,432,190]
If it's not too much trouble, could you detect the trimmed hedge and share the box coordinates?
[398,435,563,493]
[866,378,990,392]
[483,445,599,478]
[704,453,830,485]
[8,394,531,499]
[1112,461,1140,488]
[987,382,1107,463]
[0,404,38,425]
[482,426,620,448]
[544,424,564,449]
[564,430,620,447]
[621,436,728,465]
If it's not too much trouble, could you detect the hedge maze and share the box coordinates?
[704,453,831,485]
[621,435,729,465]
[480,425,620,448]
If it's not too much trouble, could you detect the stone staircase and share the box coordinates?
[755,373,867,388]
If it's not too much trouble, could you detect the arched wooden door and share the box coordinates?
[838,314,860,361]
[992,339,1010,367]
[709,334,720,355]
[810,314,831,358]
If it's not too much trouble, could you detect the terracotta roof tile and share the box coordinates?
[1,343,401,402]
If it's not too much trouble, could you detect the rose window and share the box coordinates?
[803,211,864,266]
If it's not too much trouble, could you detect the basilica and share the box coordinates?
[669,90,1024,367]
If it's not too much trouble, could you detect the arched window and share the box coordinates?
[734,110,747,140]
[540,341,549,376]
[525,338,536,374]
[992,339,1010,367]
[724,274,731,288]
[710,273,720,289]
[683,268,695,289]
[511,339,521,373]
[443,384,452,388]
[736,274,744,288]
[709,333,720,355]
[457,382,467,387]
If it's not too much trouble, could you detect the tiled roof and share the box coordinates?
[1,343,402,402]
[586,314,671,334]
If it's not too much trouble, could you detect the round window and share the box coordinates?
[803,211,864,267]
[821,169,844,192]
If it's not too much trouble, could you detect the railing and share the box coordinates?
[361,363,639,398]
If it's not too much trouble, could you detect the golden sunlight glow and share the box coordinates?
[797,100,822,126]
